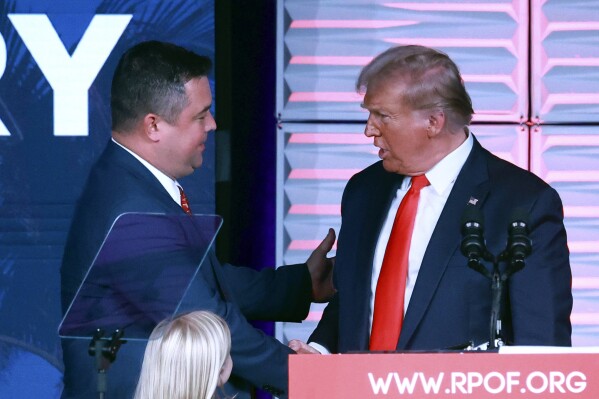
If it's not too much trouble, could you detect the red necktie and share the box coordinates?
[369,174,430,351]
[178,186,192,215]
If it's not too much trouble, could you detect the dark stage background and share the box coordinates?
[0,0,280,397]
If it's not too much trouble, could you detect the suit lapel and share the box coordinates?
[398,138,491,348]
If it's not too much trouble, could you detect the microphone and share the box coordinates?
[459,206,531,350]
[505,208,532,274]
[460,206,491,278]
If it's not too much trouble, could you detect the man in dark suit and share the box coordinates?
[60,41,335,398]
[290,45,572,355]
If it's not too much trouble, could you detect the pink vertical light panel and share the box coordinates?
[531,0,599,123]
[531,125,599,346]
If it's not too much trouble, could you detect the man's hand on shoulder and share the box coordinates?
[306,228,336,302]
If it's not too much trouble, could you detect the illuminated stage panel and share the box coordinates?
[531,125,599,346]
[277,123,376,265]
[278,0,528,122]
[531,0,599,123]
[530,126,599,185]
[470,124,529,169]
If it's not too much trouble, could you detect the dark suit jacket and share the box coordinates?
[309,137,572,353]
[60,141,312,398]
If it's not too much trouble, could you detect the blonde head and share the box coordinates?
[134,311,232,399]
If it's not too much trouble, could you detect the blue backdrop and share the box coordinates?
[0,1,215,397]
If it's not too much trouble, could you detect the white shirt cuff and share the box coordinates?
[308,342,331,354]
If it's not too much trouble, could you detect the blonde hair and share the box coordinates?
[134,311,232,399]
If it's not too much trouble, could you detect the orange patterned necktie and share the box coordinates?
[369,174,430,351]
[178,186,192,215]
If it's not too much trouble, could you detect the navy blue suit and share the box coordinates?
[309,137,572,352]
[61,141,311,398]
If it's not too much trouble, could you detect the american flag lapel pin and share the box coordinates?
[468,197,478,205]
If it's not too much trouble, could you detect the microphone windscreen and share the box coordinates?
[461,205,484,227]
[509,207,529,225]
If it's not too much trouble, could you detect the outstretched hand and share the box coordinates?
[306,228,336,303]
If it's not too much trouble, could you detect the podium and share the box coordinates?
[58,212,222,397]
[289,348,599,398]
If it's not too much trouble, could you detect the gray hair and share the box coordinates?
[357,45,474,130]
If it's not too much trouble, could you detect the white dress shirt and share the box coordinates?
[112,138,183,206]
[369,133,474,331]
[309,133,473,354]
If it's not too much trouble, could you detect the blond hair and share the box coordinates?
[134,311,231,399]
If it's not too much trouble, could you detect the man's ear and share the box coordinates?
[143,114,160,142]
[426,109,446,137]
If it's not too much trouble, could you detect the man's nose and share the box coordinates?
[364,117,378,137]
[206,111,217,132]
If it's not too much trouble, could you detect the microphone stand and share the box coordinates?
[461,208,530,350]
[466,252,505,349]
[88,328,126,399]
[489,263,503,349]
[489,254,511,349]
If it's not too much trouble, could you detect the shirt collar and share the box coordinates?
[403,132,473,195]
[111,138,182,205]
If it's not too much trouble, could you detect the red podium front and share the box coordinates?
[289,352,599,398]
